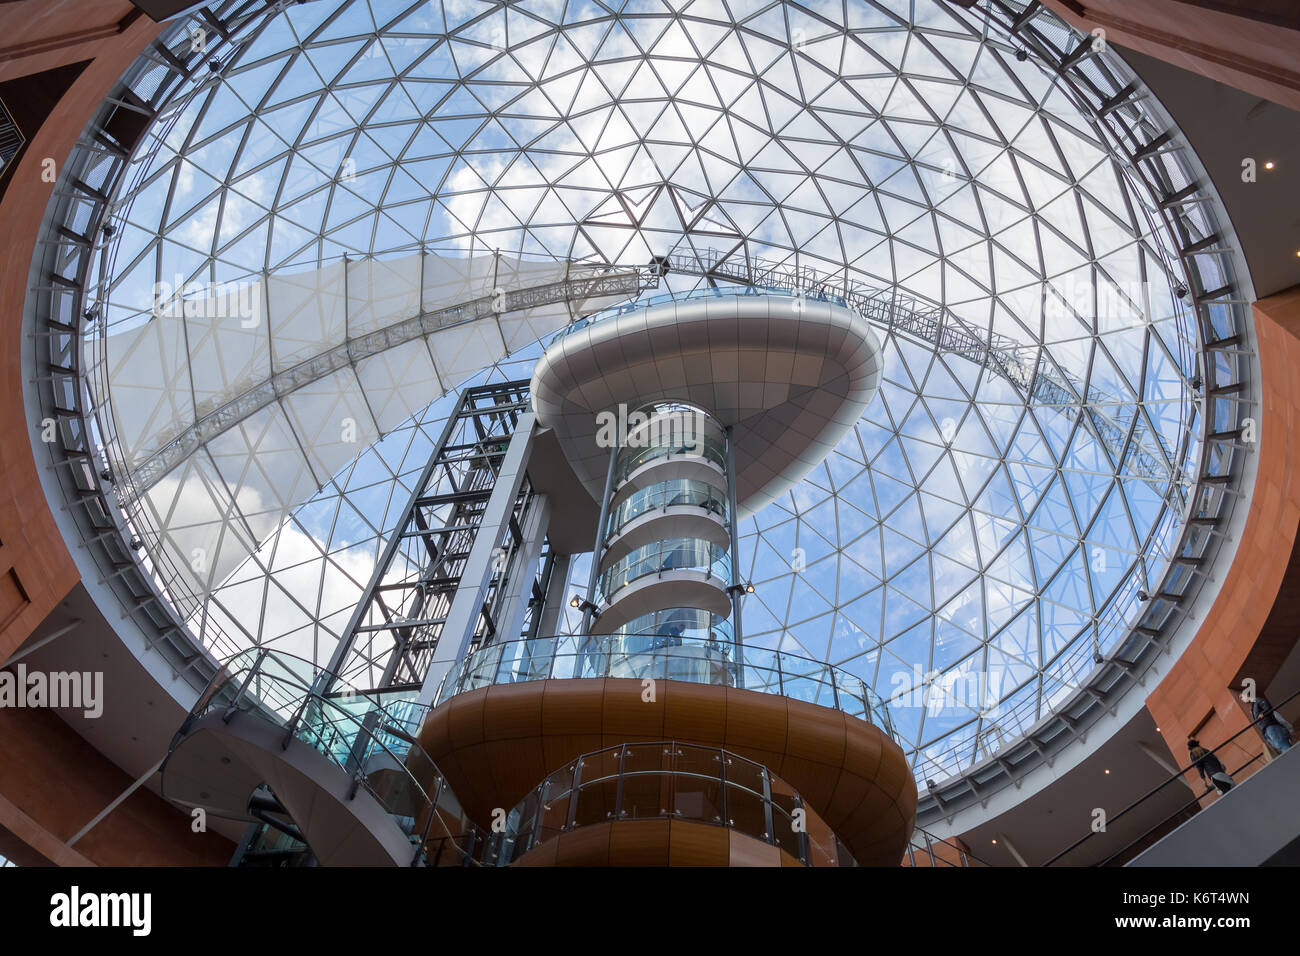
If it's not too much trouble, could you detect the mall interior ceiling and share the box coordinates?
[0,0,1296,869]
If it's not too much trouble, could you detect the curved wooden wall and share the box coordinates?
[1145,289,1300,790]
[514,818,804,867]
[416,677,917,866]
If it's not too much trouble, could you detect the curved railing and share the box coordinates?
[597,536,731,603]
[612,432,728,488]
[434,635,897,740]
[492,741,857,867]
[610,608,734,646]
[168,648,492,866]
[549,284,850,345]
[607,478,728,539]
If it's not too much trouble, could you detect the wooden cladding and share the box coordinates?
[0,567,29,635]
[417,676,918,866]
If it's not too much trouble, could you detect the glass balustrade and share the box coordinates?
[174,648,492,866]
[610,607,734,646]
[491,741,858,867]
[597,536,732,602]
[611,420,727,487]
[549,285,850,345]
[177,644,893,866]
[606,477,728,538]
[434,635,897,740]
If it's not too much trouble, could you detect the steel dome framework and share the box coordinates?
[27,0,1253,801]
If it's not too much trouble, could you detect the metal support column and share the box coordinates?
[418,411,538,706]
[496,493,551,644]
[536,553,572,639]
[725,425,745,689]
[580,442,620,636]
[724,425,744,646]
[320,386,475,687]
[321,380,532,695]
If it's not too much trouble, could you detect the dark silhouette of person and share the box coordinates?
[653,621,684,649]
[1251,694,1293,754]
[1188,738,1234,794]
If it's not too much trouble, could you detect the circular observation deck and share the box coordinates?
[530,287,884,517]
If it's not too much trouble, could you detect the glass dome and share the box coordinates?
[82,0,1208,783]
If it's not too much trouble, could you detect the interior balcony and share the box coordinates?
[160,648,492,867]
[421,635,916,865]
[496,741,859,867]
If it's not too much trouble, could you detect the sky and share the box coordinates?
[86,0,1203,781]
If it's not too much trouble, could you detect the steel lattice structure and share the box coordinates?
[46,0,1251,792]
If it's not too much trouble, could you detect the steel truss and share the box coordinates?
[325,379,541,693]
[0,94,24,177]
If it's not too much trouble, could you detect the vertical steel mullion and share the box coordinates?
[724,425,743,645]
[614,743,627,821]
[719,749,728,832]
[761,760,774,853]
[566,756,582,831]
[581,442,620,635]
[724,424,745,691]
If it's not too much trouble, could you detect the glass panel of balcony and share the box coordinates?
[606,478,728,538]
[597,537,732,602]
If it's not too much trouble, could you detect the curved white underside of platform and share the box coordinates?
[162,711,414,866]
[531,295,883,516]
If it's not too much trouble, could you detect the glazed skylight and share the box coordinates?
[86,0,1203,782]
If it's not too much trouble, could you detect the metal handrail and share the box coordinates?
[606,478,729,539]
[597,536,733,603]
[490,741,857,867]
[906,825,994,867]
[547,283,851,345]
[169,647,491,867]
[435,634,897,739]
[612,433,729,488]
[1041,685,1300,866]
[1093,750,1265,868]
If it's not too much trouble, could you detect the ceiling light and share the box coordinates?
[1265,161,1276,170]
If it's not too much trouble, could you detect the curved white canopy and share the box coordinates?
[102,251,636,598]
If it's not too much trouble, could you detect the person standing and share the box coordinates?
[1252,694,1293,755]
